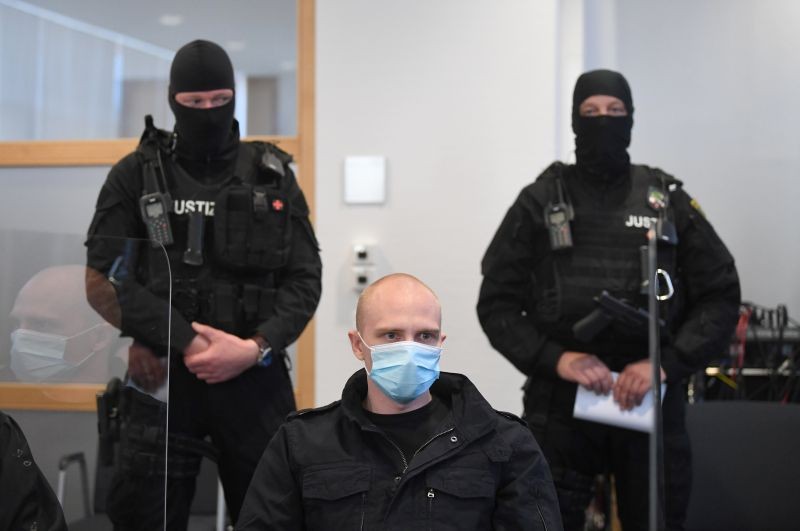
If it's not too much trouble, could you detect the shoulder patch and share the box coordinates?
[286,400,341,421]
[642,165,683,188]
[690,197,706,218]
[647,186,668,211]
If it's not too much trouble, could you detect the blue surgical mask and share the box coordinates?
[359,333,442,404]
[10,327,99,382]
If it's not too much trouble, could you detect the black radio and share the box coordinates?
[139,192,174,247]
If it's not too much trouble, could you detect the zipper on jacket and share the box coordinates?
[362,423,410,473]
[359,492,366,531]
[427,488,435,531]
[536,501,548,531]
[371,426,455,479]
[380,434,409,473]
[411,427,455,462]
[378,425,457,520]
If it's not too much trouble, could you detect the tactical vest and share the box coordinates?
[136,131,294,337]
[529,164,679,363]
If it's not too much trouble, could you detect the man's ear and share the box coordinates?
[348,330,365,361]
[439,332,447,346]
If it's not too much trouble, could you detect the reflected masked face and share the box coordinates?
[10,281,95,365]
[8,266,113,383]
[9,326,101,382]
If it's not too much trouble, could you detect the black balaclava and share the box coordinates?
[169,40,236,160]
[572,69,634,179]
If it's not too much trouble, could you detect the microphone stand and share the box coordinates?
[647,226,665,531]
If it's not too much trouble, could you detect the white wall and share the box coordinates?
[602,0,800,317]
[315,0,559,412]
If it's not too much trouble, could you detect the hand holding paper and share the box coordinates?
[573,371,666,433]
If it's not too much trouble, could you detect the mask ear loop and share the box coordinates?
[356,332,373,375]
[54,323,111,369]
[12,327,101,367]
[356,332,373,350]
[66,322,107,340]
[62,323,109,366]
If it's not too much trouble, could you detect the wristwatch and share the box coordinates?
[252,335,272,367]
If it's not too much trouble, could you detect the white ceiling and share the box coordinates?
[14,0,297,76]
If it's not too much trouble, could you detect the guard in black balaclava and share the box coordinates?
[571,69,634,178]
[169,40,236,160]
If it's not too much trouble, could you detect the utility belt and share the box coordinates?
[171,277,276,334]
[96,379,218,479]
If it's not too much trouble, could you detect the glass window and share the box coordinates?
[0,0,297,140]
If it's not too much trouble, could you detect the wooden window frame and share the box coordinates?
[0,0,316,411]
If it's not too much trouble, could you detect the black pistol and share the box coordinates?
[573,291,666,343]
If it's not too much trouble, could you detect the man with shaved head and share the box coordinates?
[237,273,563,530]
[8,264,126,384]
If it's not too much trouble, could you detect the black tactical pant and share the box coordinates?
[107,356,296,530]
[527,381,691,531]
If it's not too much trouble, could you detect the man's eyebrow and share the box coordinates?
[9,311,61,328]
[371,327,440,335]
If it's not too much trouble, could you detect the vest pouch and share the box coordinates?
[209,282,240,334]
[214,184,292,271]
[172,278,201,322]
[241,283,277,323]
[205,282,277,334]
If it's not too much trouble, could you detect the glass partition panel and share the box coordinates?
[0,231,170,528]
[0,0,298,139]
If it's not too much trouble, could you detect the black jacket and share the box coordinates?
[236,371,563,530]
[0,412,67,531]
[85,126,321,354]
[478,163,740,384]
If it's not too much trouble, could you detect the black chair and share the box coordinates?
[684,401,800,531]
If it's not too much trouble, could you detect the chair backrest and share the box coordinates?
[92,448,116,515]
[190,456,220,515]
[684,401,800,531]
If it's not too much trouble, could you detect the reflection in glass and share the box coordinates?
[0,232,169,528]
[9,264,129,384]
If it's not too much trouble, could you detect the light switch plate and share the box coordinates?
[344,156,386,204]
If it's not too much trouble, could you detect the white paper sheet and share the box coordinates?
[572,372,666,433]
